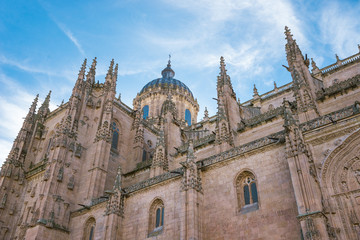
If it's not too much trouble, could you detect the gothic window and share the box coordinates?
[142,149,147,162]
[148,198,164,237]
[83,217,96,240]
[236,171,259,213]
[111,122,119,150]
[142,105,149,120]
[185,109,191,126]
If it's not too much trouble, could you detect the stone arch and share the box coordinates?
[111,119,122,151]
[82,216,96,240]
[320,129,360,240]
[148,197,165,236]
[234,169,259,213]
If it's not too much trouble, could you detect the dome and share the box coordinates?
[140,60,193,97]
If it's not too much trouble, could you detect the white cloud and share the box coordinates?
[319,2,360,58]
[0,73,37,165]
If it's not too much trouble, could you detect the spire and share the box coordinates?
[284,26,294,42]
[219,56,226,76]
[217,56,235,98]
[106,59,114,80]
[86,57,97,85]
[25,94,39,122]
[78,58,87,81]
[161,57,175,78]
[284,26,304,67]
[38,91,51,120]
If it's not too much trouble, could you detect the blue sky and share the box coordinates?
[1,0,360,165]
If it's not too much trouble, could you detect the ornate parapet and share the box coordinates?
[200,131,285,168]
[318,52,360,76]
[124,170,183,194]
[26,159,48,178]
[238,106,285,131]
[316,74,360,100]
[176,133,215,154]
[299,102,360,132]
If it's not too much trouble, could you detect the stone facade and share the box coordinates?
[1,27,360,240]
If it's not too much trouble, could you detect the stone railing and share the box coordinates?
[26,159,48,178]
[316,74,360,100]
[238,106,284,130]
[199,131,285,168]
[123,131,285,194]
[300,103,360,132]
[176,133,216,153]
[124,170,183,194]
[320,52,360,74]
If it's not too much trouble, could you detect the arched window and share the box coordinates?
[142,149,147,162]
[235,171,259,213]
[185,109,191,126]
[83,217,96,240]
[112,122,119,150]
[148,198,164,237]
[142,105,149,120]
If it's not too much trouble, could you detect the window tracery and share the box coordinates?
[236,171,259,212]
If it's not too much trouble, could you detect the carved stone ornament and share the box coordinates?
[180,141,202,193]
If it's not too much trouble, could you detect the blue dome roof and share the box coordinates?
[140,60,193,97]
[140,78,193,97]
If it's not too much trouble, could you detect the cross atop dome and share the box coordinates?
[161,56,175,78]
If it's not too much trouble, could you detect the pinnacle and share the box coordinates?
[284,26,293,41]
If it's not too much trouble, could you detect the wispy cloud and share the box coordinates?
[0,55,55,75]
[53,20,85,55]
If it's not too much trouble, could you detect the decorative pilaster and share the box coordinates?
[283,99,328,239]
[103,166,124,239]
[150,123,168,178]
[180,140,203,240]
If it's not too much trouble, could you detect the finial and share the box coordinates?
[358,44,360,52]
[253,84,259,97]
[92,57,97,68]
[28,94,39,113]
[114,63,118,75]
[107,59,114,77]
[161,56,175,78]
[219,56,227,78]
[284,26,293,41]
[118,93,121,100]
[311,58,320,74]
[274,81,278,90]
[237,98,240,104]
[204,107,209,119]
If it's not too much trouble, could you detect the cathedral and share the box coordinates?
[1,26,360,240]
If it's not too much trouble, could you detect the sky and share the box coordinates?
[0,0,360,165]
